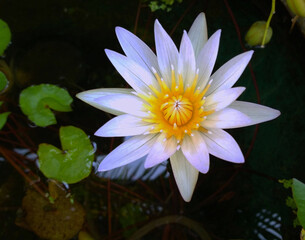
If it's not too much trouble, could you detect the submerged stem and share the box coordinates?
[130,215,211,240]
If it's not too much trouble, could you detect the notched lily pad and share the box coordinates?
[292,178,305,228]
[19,84,73,127]
[18,186,85,240]
[0,19,11,56]
[38,126,94,183]
[0,101,10,130]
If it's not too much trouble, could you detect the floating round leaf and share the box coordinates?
[38,126,94,183]
[0,71,8,92]
[19,84,73,127]
[0,19,11,56]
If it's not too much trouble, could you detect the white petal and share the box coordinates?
[181,132,209,173]
[115,27,160,76]
[202,108,252,129]
[105,49,159,93]
[91,93,146,117]
[197,30,221,89]
[95,114,151,137]
[201,129,244,163]
[178,31,196,86]
[170,150,199,202]
[76,88,134,115]
[154,20,179,85]
[229,101,281,126]
[204,87,245,111]
[207,51,253,95]
[144,134,177,168]
[98,134,157,171]
[188,12,208,58]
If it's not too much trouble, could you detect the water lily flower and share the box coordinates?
[77,13,280,202]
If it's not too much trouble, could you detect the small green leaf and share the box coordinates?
[0,101,10,130]
[0,19,11,56]
[38,126,94,183]
[19,84,73,127]
[0,112,10,130]
[0,72,8,92]
[292,178,305,228]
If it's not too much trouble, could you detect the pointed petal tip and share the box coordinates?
[182,194,192,202]
[238,157,245,163]
[115,26,129,37]
[75,91,90,103]
[247,50,254,57]
[115,26,122,32]
[104,48,111,56]
[154,19,161,27]
[94,128,104,137]
[144,161,152,169]
[270,109,281,121]
[97,163,108,172]
[214,29,222,36]
[196,12,206,21]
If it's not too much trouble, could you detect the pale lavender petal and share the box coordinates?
[154,20,179,85]
[98,134,157,171]
[207,51,253,95]
[170,150,199,202]
[93,93,146,117]
[188,12,208,58]
[204,87,245,111]
[144,134,177,168]
[95,114,151,137]
[197,30,221,89]
[229,101,281,126]
[202,108,252,129]
[201,129,244,163]
[115,27,160,76]
[178,31,196,86]
[76,88,134,115]
[181,131,210,173]
[105,49,159,93]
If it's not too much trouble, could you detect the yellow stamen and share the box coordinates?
[139,67,215,141]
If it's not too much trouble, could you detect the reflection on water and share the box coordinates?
[254,209,282,240]
[96,154,168,181]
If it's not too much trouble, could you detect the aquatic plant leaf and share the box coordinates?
[20,187,85,240]
[38,126,94,183]
[19,84,73,127]
[0,101,10,130]
[292,178,305,228]
[0,71,8,92]
[0,19,11,56]
[0,112,10,130]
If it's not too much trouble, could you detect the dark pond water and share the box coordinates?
[0,0,304,239]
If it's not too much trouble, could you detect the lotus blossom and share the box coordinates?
[77,13,280,201]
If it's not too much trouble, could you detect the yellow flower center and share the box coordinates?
[138,67,214,142]
[161,95,193,126]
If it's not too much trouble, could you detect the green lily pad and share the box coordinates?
[0,19,11,56]
[0,101,10,130]
[37,126,94,183]
[19,84,73,127]
[0,71,8,92]
[292,178,305,228]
